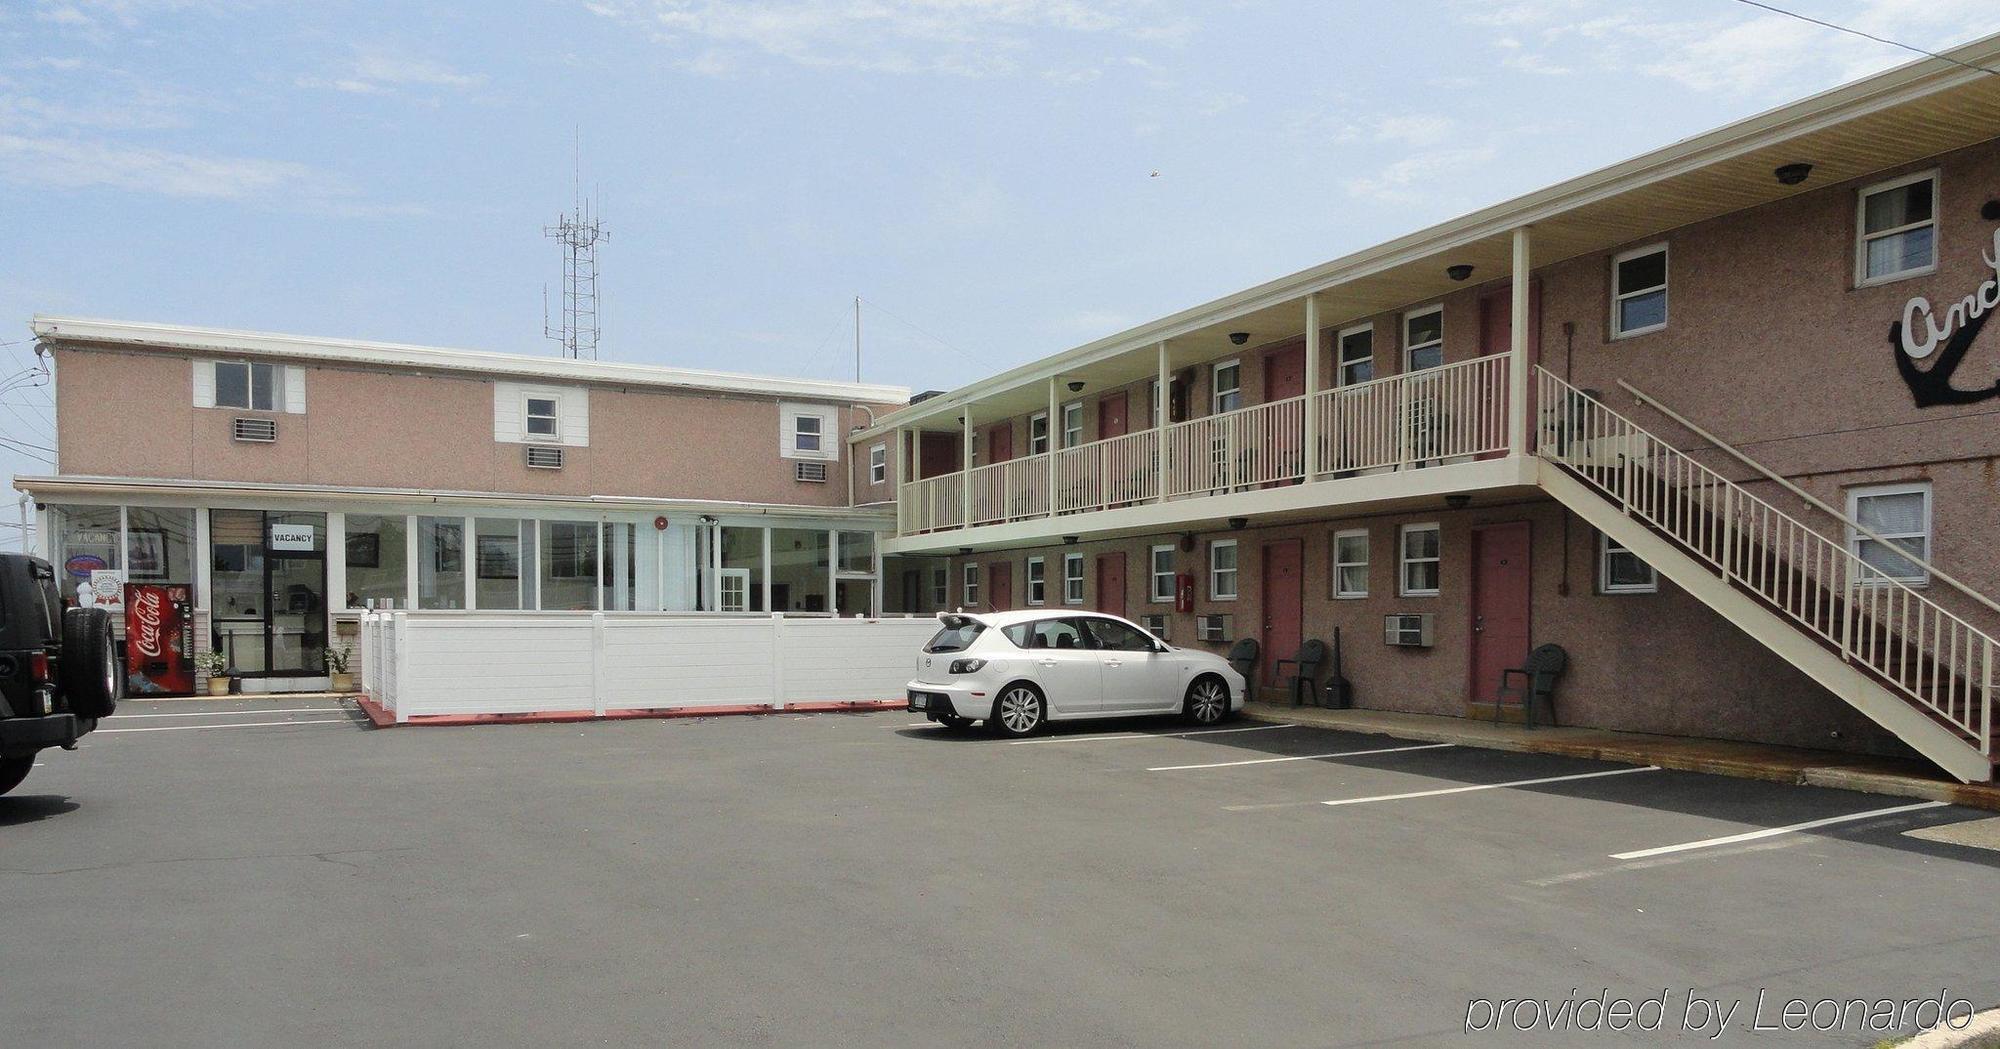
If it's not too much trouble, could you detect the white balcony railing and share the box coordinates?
[897,354,1511,536]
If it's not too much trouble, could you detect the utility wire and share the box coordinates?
[1725,0,2000,77]
[855,296,995,370]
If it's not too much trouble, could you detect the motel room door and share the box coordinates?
[986,562,1013,612]
[1259,539,1303,693]
[1264,346,1305,484]
[1096,552,1127,619]
[1098,391,1129,440]
[1468,522,1532,720]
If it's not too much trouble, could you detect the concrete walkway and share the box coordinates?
[1240,702,2000,812]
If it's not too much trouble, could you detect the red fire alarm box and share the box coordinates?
[1174,573,1196,613]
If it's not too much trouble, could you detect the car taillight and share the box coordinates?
[949,658,987,674]
[29,651,50,683]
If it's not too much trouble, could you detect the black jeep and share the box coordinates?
[0,552,120,797]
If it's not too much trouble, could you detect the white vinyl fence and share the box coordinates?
[359,611,940,722]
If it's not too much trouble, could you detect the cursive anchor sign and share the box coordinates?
[1888,215,2000,407]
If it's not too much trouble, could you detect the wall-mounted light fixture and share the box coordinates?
[1228,517,1248,530]
[1067,380,1085,393]
[1446,264,1475,282]
[1228,332,1250,346]
[1774,162,1813,186]
[957,547,973,556]
[1445,494,1471,511]
[1062,535,1079,545]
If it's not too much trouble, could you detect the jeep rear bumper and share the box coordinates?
[0,713,81,758]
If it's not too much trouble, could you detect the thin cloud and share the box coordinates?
[0,133,312,198]
[297,47,487,95]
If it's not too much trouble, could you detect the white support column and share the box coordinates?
[760,525,773,614]
[1155,341,1169,502]
[327,511,347,614]
[1303,293,1321,480]
[960,406,974,526]
[404,515,420,610]
[1046,377,1059,518]
[1509,226,1532,456]
[461,515,475,611]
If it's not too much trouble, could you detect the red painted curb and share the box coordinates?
[356,697,902,728]
[354,694,396,728]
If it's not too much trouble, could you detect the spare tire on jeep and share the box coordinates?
[61,606,119,720]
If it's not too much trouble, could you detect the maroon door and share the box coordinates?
[1264,345,1306,484]
[1469,522,1533,718]
[987,562,1013,611]
[1478,286,1540,456]
[1098,391,1129,440]
[987,422,1014,464]
[919,433,960,477]
[1096,553,1127,619]
[1259,539,1303,690]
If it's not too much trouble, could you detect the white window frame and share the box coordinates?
[1148,544,1176,603]
[962,562,980,607]
[1846,481,1932,586]
[780,403,839,462]
[868,443,887,484]
[522,394,560,441]
[1025,556,1046,605]
[1337,323,1374,387]
[1333,528,1369,599]
[1208,539,1238,601]
[214,360,282,412]
[1402,305,1444,372]
[1399,522,1441,598]
[719,567,752,612]
[1061,401,1083,449]
[1610,243,1669,339]
[1855,169,1939,288]
[1028,411,1050,456]
[1211,360,1242,415]
[1062,552,1084,605]
[1598,533,1658,594]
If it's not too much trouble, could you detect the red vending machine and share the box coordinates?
[125,583,195,695]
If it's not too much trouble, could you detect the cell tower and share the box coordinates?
[543,197,608,360]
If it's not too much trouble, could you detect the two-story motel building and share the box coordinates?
[20,35,2000,779]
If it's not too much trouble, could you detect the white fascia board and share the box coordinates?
[851,32,2000,442]
[29,316,910,405]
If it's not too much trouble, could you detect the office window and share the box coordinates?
[1149,545,1176,603]
[1212,360,1242,414]
[868,444,887,484]
[1404,307,1443,371]
[1061,402,1083,448]
[1848,482,1931,584]
[1209,540,1238,600]
[1399,523,1441,597]
[1333,529,1369,598]
[1599,533,1657,594]
[215,361,279,411]
[1612,244,1669,338]
[1338,324,1374,386]
[1857,171,1937,285]
[1029,412,1049,456]
[963,562,981,607]
[1063,552,1084,604]
[523,396,559,439]
[1026,557,1046,605]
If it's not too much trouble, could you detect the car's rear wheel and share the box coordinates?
[1183,675,1230,726]
[0,756,32,797]
[990,685,1045,737]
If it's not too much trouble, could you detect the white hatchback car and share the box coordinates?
[905,610,1247,737]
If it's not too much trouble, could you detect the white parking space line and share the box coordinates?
[96,717,359,734]
[108,707,348,720]
[1007,723,1297,745]
[1148,742,1452,772]
[1320,766,1660,806]
[1608,801,1949,860]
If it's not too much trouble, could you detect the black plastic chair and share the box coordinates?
[1272,639,1328,707]
[1226,637,1260,686]
[1497,644,1568,728]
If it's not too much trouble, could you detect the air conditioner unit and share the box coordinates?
[525,446,565,470]
[1383,613,1435,647]
[232,418,277,443]
[794,462,828,483]
[1139,614,1171,642]
[1195,613,1232,642]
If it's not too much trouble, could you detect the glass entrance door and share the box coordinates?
[210,510,328,678]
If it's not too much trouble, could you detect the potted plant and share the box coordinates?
[194,649,231,696]
[323,644,355,693]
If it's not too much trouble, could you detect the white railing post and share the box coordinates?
[770,612,786,710]
[392,611,410,723]
[1983,638,1993,755]
[590,611,607,716]
[1156,341,1170,504]
[1304,293,1320,481]
[1508,226,1531,456]
[1046,378,1059,518]
[960,407,973,527]
[1719,485,1735,582]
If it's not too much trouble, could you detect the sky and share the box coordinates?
[2,0,1998,504]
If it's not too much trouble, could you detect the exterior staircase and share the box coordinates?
[1533,368,1996,783]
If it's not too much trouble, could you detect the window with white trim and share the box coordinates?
[1026,557,1046,605]
[524,396,559,439]
[1029,412,1049,456]
[1338,324,1374,386]
[868,444,887,484]
[1149,544,1175,603]
[1847,482,1931,584]
[1403,307,1443,372]
[1399,522,1440,597]
[1062,552,1084,604]
[1611,244,1668,338]
[1212,360,1241,414]
[931,566,948,608]
[1857,170,1937,286]
[780,403,839,461]
[1599,533,1657,594]
[1061,402,1083,448]
[963,562,981,607]
[215,361,280,411]
[1209,539,1238,601]
[1333,529,1369,598]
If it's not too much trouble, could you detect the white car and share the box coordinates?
[905,610,1247,737]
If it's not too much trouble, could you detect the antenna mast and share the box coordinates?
[544,134,609,360]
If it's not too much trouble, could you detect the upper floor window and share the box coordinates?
[215,361,280,411]
[493,382,584,446]
[1612,244,1668,338]
[1599,533,1657,594]
[1029,411,1050,456]
[1857,171,1937,286]
[1209,539,1238,600]
[1338,324,1374,386]
[1212,360,1242,414]
[1404,307,1443,371]
[780,403,838,461]
[1061,402,1083,448]
[868,444,887,484]
[524,396,559,439]
[1847,482,1931,585]
[1399,522,1441,597]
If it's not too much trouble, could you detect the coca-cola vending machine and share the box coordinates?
[125,583,195,695]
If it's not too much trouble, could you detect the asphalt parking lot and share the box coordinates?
[4,700,1998,1048]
